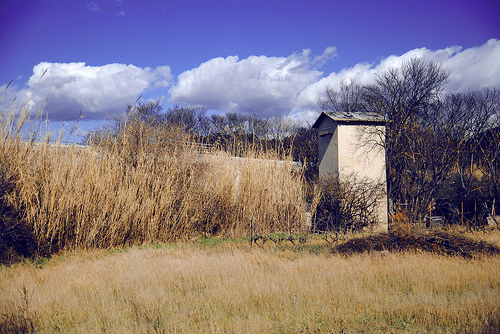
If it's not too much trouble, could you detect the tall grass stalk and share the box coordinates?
[0,103,308,253]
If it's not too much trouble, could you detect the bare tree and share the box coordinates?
[84,100,164,146]
[266,115,301,141]
[317,81,366,113]
[125,100,164,125]
[473,89,500,216]
[164,105,211,136]
[361,58,450,222]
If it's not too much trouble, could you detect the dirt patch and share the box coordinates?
[331,230,500,258]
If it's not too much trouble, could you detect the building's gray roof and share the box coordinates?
[312,111,385,128]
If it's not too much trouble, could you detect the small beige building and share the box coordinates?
[312,111,388,230]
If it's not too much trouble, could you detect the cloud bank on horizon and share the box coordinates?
[2,39,499,124]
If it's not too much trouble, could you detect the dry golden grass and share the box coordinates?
[2,94,500,333]
[1,242,499,333]
[0,101,308,255]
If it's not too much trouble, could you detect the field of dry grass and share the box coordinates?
[1,96,500,333]
[1,236,500,333]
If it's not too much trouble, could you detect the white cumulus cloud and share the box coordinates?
[2,62,172,121]
[168,48,335,118]
[444,39,500,92]
[293,39,500,124]
[2,40,498,127]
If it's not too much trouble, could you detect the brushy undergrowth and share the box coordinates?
[330,208,500,258]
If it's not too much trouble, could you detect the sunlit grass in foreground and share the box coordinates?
[1,237,499,333]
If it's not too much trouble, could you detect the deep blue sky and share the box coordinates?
[0,0,499,138]
[1,0,497,79]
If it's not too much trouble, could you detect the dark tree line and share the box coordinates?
[318,58,500,226]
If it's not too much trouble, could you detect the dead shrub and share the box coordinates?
[313,174,384,233]
[331,230,500,258]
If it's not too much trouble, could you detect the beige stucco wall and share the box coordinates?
[337,124,388,230]
[337,124,385,182]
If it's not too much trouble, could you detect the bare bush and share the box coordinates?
[313,174,385,233]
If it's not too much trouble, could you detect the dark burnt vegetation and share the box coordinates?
[331,229,500,258]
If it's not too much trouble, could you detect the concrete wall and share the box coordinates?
[337,124,388,230]
[337,124,386,183]
[317,120,388,231]
[317,117,339,179]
